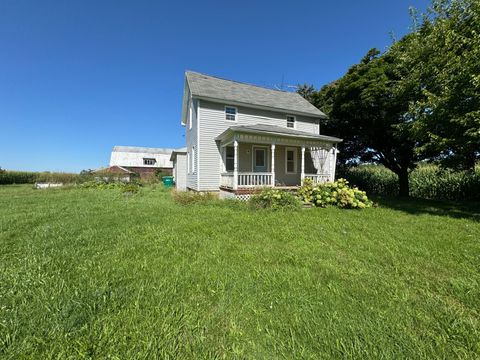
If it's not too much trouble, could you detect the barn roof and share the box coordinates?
[112,146,175,155]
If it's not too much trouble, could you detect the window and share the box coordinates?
[285,148,297,173]
[225,106,237,121]
[143,158,156,165]
[225,146,234,171]
[287,115,296,128]
[191,146,196,173]
[188,99,193,130]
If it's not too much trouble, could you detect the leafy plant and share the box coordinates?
[299,178,372,209]
[172,190,217,205]
[249,188,302,210]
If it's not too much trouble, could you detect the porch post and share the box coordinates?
[301,146,305,184]
[271,143,275,187]
[233,140,238,190]
[331,145,338,182]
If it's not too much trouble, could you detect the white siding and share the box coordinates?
[173,154,187,191]
[197,100,321,191]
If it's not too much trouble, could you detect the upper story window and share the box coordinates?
[143,158,156,165]
[187,98,193,130]
[286,115,296,129]
[225,106,237,121]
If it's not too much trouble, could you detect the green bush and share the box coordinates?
[299,178,373,209]
[249,188,302,210]
[80,180,140,192]
[172,190,217,205]
[339,164,480,201]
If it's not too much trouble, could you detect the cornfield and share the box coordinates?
[338,164,480,201]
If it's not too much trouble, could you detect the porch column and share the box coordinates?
[233,140,238,190]
[331,145,338,182]
[271,143,275,187]
[301,146,305,184]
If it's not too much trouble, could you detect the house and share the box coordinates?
[109,146,174,179]
[173,71,342,197]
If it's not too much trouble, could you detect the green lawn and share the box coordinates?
[1,185,479,359]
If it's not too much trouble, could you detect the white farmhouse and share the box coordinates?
[172,71,342,197]
[109,146,175,178]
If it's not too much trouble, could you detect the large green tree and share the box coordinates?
[401,0,480,169]
[311,47,419,197]
[300,0,479,196]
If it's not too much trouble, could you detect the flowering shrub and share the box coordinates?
[299,178,372,209]
[249,188,302,210]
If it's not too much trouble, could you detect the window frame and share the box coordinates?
[285,147,297,174]
[225,146,234,172]
[191,146,196,174]
[286,115,296,129]
[188,98,193,130]
[225,106,238,122]
[143,158,156,166]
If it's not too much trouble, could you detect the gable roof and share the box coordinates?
[216,124,342,143]
[185,71,327,118]
[112,146,175,155]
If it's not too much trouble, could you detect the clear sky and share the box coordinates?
[0,0,429,172]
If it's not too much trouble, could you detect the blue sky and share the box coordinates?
[0,0,429,172]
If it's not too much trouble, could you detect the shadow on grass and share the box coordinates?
[373,196,480,221]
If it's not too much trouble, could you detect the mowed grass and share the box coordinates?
[0,185,479,359]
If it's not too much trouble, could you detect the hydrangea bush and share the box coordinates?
[299,178,373,209]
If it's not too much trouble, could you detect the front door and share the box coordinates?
[253,147,267,172]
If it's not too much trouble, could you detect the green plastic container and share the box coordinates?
[162,176,174,187]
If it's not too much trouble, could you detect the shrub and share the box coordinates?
[80,179,140,192]
[121,183,140,195]
[172,190,217,205]
[299,178,373,209]
[298,178,314,203]
[249,188,302,210]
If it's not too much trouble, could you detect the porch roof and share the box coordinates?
[215,124,342,144]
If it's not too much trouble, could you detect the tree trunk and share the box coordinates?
[398,168,410,197]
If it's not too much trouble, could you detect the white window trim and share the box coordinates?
[188,98,193,130]
[225,106,238,122]
[187,151,190,174]
[251,145,269,172]
[285,147,297,174]
[286,115,296,129]
[192,146,196,174]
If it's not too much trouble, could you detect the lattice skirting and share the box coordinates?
[219,190,251,201]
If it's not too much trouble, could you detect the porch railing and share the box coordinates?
[221,172,273,188]
[304,174,330,185]
[220,173,234,188]
[238,172,273,188]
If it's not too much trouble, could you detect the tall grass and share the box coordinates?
[339,164,480,200]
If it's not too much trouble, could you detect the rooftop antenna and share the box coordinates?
[273,74,297,92]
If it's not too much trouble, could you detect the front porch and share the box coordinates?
[216,124,341,191]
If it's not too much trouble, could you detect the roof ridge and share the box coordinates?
[185,70,300,95]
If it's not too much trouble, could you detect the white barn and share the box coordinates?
[109,146,175,178]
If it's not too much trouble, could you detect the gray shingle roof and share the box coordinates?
[216,124,342,143]
[112,146,175,154]
[186,71,327,118]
